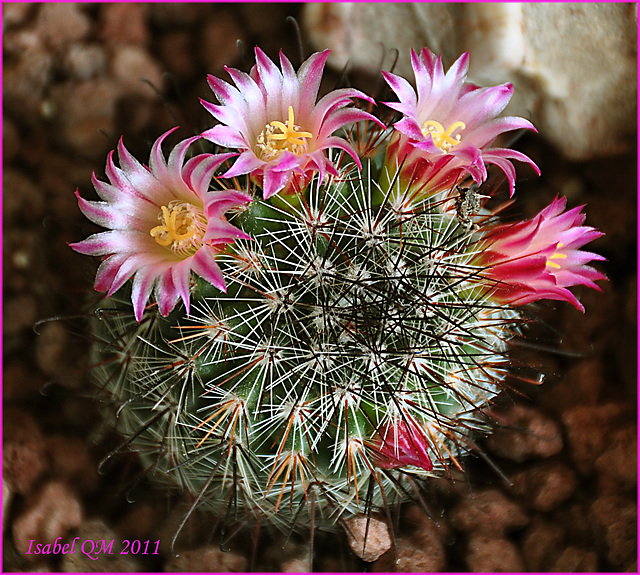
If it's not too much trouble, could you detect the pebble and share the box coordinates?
[111,45,165,98]
[374,508,446,572]
[562,403,630,475]
[466,535,524,572]
[157,32,198,82]
[60,520,139,572]
[539,359,604,412]
[63,42,107,81]
[510,460,578,512]
[3,478,13,532]
[2,3,35,29]
[165,546,247,572]
[550,546,598,572]
[3,409,47,494]
[98,3,149,47]
[591,495,637,568]
[48,78,120,159]
[46,436,98,492]
[3,118,20,161]
[200,11,245,73]
[35,3,91,51]
[594,425,637,493]
[485,404,563,462]
[343,514,392,562]
[449,488,529,536]
[3,31,53,121]
[521,516,566,571]
[149,3,210,27]
[3,294,38,336]
[12,481,83,557]
[3,168,45,223]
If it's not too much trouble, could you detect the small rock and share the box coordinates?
[3,118,20,162]
[550,546,598,572]
[35,3,91,51]
[562,403,630,475]
[200,11,245,73]
[2,168,45,223]
[594,425,637,493]
[165,546,247,572]
[3,409,47,494]
[111,45,164,97]
[46,436,97,492]
[467,535,524,572]
[3,294,38,335]
[12,481,83,557]
[511,460,578,512]
[60,520,139,572]
[3,3,35,28]
[450,488,529,536]
[486,404,563,462]
[3,478,13,532]
[98,3,149,47]
[591,495,637,568]
[149,3,210,27]
[48,78,121,159]
[3,31,53,120]
[539,359,604,412]
[35,320,69,378]
[521,516,566,571]
[157,32,197,82]
[374,509,446,572]
[343,514,392,562]
[63,42,107,81]
[303,3,637,160]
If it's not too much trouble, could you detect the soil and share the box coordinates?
[3,3,636,572]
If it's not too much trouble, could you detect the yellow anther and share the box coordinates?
[547,243,567,269]
[256,106,313,161]
[150,201,206,255]
[268,106,313,146]
[422,120,466,152]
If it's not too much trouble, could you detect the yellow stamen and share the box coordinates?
[150,200,206,255]
[422,120,466,152]
[255,106,313,161]
[547,243,567,269]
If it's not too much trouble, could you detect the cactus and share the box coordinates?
[73,47,605,538]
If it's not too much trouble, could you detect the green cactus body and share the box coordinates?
[92,157,522,531]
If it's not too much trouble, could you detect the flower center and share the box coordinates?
[422,120,466,152]
[256,106,313,161]
[546,242,567,270]
[150,200,207,256]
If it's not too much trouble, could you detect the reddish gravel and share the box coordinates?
[3,3,636,572]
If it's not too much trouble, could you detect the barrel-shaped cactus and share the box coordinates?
[74,47,605,536]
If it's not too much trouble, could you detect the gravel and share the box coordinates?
[3,3,635,572]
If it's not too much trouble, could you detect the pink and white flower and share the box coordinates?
[70,129,252,322]
[382,48,539,201]
[371,418,434,471]
[477,196,606,311]
[201,47,381,199]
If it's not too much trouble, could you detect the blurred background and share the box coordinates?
[3,3,636,571]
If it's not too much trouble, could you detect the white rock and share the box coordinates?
[303,3,637,160]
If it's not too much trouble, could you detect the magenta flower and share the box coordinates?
[382,48,539,200]
[371,418,434,471]
[477,196,606,311]
[201,47,381,199]
[70,129,253,322]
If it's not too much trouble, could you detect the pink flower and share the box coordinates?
[371,418,434,471]
[382,48,539,200]
[201,47,381,199]
[477,196,606,311]
[70,129,252,322]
